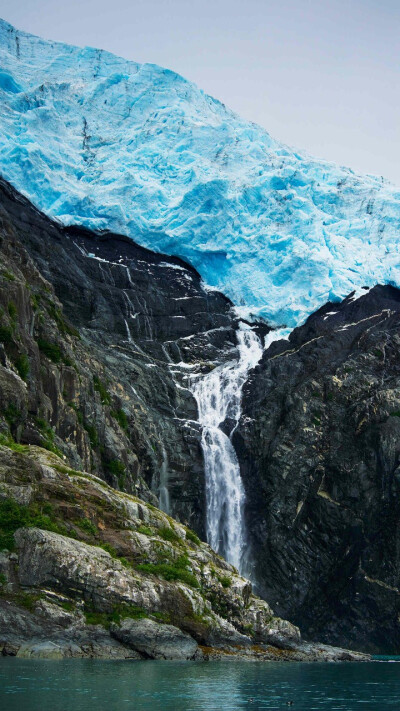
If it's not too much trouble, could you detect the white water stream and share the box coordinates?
[190,323,264,572]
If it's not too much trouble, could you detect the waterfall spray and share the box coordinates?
[190,323,263,572]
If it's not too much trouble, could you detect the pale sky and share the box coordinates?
[2,0,399,184]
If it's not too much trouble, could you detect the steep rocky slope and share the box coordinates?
[1,445,317,660]
[0,176,338,661]
[1,18,400,326]
[235,286,400,653]
[0,175,242,534]
[0,175,393,656]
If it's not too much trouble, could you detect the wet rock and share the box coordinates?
[236,285,400,653]
[0,175,241,534]
[110,618,198,660]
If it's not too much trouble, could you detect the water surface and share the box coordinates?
[1,660,399,710]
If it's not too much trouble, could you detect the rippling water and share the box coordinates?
[1,660,400,710]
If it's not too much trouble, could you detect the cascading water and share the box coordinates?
[190,323,263,572]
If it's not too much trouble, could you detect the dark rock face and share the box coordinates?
[0,176,238,534]
[1,175,399,654]
[110,618,198,660]
[0,445,367,661]
[235,286,400,653]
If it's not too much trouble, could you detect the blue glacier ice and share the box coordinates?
[1,18,400,327]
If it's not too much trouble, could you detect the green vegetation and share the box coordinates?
[0,573,6,586]
[0,589,42,612]
[84,602,147,628]
[137,555,199,588]
[0,498,68,550]
[158,526,180,543]
[30,293,40,311]
[136,525,153,536]
[68,402,83,424]
[185,528,201,545]
[2,271,16,282]
[93,376,111,406]
[373,348,384,360]
[99,542,118,558]
[151,610,171,623]
[15,353,29,380]
[111,408,128,431]
[37,338,62,363]
[61,354,74,367]
[7,301,17,321]
[312,410,322,426]
[218,575,232,589]
[84,422,99,448]
[0,433,29,453]
[96,542,131,568]
[53,463,84,477]
[60,600,75,612]
[3,403,21,427]
[75,517,98,537]
[47,302,79,337]
[391,411,400,418]
[104,459,126,488]
[0,325,13,344]
[35,417,62,457]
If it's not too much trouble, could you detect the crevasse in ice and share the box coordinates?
[1,18,400,327]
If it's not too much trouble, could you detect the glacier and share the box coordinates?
[1,17,400,327]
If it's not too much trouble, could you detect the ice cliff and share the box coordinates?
[1,18,400,327]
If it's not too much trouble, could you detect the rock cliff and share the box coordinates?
[0,175,240,534]
[235,286,400,653]
[0,445,364,660]
[0,174,385,658]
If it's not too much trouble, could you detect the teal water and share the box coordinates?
[0,660,400,710]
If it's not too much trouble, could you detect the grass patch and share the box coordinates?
[14,353,29,380]
[111,408,128,431]
[137,555,199,588]
[60,600,75,612]
[3,403,22,427]
[30,293,40,311]
[84,422,99,449]
[99,542,118,558]
[158,526,180,543]
[151,610,171,623]
[3,271,15,282]
[37,338,62,363]
[104,459,126,488]
[35,417,63,457]
[372,348,384,360]
[186,528,201,545]
[0,433,29,453]
[47,302,79,338]
[93,376,111,406]
[0,590,42,612]
[7,302,17,321]
[136,525,153,536]
[53,464,84,477]
[84,602,147,628]
[75,517,98,537]
[0,325,13,344]
[0,498,68,550]
[68,402,83,424]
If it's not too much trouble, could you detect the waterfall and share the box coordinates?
[190,323,263,572]
[158,444,170,515]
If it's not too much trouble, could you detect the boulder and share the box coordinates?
[111,618,198,660]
